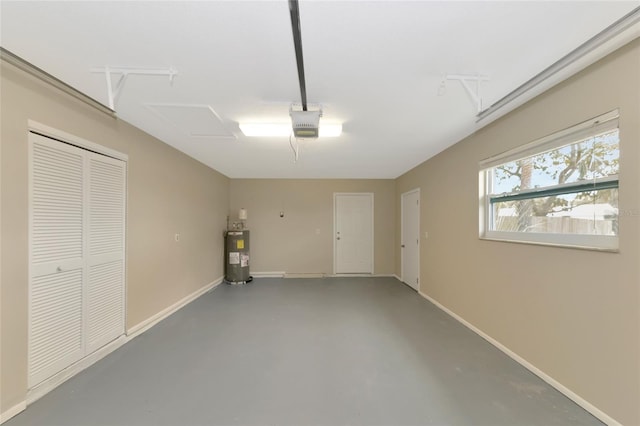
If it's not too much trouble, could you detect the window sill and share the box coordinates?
[480,232,619,253]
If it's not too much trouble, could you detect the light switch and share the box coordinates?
[424,231,429,239]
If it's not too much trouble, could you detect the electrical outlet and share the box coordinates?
[175,233,180,242]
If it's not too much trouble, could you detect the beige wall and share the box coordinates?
[396,39,640,425]
[229,179,395,276]
[1,61,230,413]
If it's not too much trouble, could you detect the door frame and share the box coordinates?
[401,188,420,290]
[333,192,374,275]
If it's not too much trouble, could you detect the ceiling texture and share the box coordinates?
[1,1,638,178]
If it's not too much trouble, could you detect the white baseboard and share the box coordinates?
[0,401,27,424]
[250,271,285,278]
[127,276,223,338]
[7,276,224,423]
[417,290,622,426]
[284,273,325,278]
[250,273,398,279]
[393,274,401,281]
[330,273,392,278]
[26,335,128,405]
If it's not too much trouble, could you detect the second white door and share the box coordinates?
[401,189,420,290]
[334,193,373,274]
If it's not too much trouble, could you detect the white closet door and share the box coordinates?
[29,132,126,388]
[29,134,85,387]
[86,153,126,353]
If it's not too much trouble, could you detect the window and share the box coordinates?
[479,110,619,250]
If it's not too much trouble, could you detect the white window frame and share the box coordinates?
[479,110,619,251]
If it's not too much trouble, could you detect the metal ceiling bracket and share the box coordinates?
[445,73,490,113]
[91,66,178,110]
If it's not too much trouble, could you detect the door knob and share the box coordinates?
[401,244,405,248]
[337,237,341,240]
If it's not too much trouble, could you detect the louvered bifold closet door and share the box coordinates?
[29,132,126,389]
[29,133,85,387]
[86,153,125,353]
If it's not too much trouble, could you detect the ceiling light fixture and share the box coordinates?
[239,123,342,138]
[318,124,343,137]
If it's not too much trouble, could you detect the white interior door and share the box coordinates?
[334,193,373,274]
[401,189,420,290]
[29,132,125,388]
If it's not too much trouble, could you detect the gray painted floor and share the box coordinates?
[7,277,603,426]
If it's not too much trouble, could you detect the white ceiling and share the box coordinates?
[1,1,637,178]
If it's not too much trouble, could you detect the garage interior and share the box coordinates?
[1,2,639,425]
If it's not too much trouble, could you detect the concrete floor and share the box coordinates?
[7,277,603,426]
